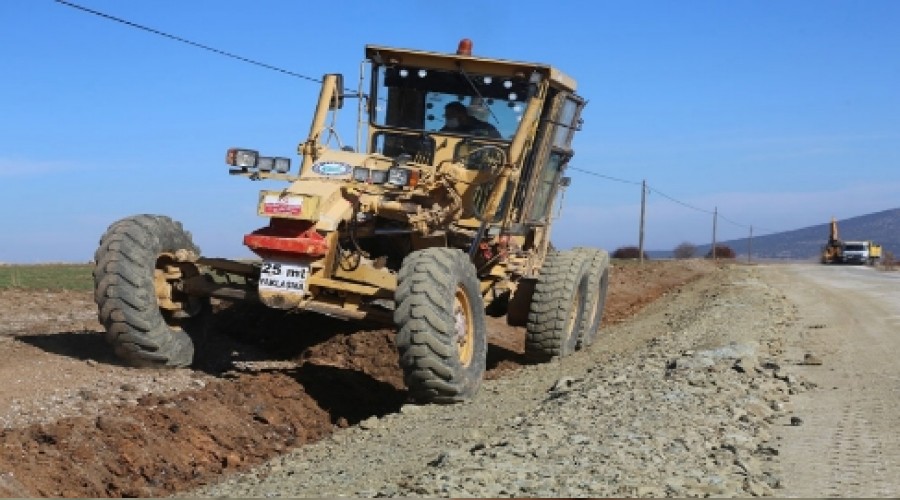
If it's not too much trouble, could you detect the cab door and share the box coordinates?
[521,92,585,225]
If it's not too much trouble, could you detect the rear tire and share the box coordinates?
[574,248,610,349]
[525,249,592,360]
[93,215,206,368]
[394,248,487,403]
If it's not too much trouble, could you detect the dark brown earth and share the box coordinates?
[0,260,711,498]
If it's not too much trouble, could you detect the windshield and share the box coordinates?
[371,65,528,140]
[844,244,865,251]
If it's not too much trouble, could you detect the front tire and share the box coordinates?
[394,248,487,403]
[93,215,206,368]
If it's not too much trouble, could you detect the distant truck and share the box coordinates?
[841,240,882,266]
[820,217,882,266]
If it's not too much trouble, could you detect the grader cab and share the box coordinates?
[93,39,610,403]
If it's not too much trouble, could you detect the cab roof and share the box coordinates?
[364,44,577,93]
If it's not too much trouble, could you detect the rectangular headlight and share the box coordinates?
[387,167,409,186]
[387,167,418,187]
[370,169,388,184]
[273,157,291,173]
[353,167,370,182]
[226,148,258,168]
[257,156,275,172]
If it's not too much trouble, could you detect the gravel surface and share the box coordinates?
[191,264,806,497]
[0,260,708,498]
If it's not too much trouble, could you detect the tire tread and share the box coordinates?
[92,214,201,368]
[394,248,487,403]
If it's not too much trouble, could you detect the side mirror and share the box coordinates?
[329,73,345,110]
[559,176,571,187]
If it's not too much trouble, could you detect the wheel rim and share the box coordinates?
[453,285,475,367]
[154,253,202,322]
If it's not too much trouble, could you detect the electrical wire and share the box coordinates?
[55,0,323,84]
[569,165,788,235]
[718,213,750,230]
[645,186,715,215]
[568,166,642,186]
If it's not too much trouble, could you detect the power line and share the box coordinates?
[568,166,642,186]
[646,186,715,216]
[54,0,323,84]
[568,165,716,216]
[569,166,789,235]
[718,213,750,230]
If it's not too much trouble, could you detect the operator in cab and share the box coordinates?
[441,101,501,138]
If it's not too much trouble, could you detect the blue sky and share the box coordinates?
[2,1,899,263]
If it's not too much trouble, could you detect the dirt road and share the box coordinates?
[191,263,900,498]
[764,264,900,497]
[2,261,899,497]
[0,260,708,497]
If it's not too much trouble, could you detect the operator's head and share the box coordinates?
[444,101,469,129]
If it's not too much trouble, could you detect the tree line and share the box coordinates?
[611,243,736,260]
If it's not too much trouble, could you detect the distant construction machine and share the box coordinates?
[820,217,882,266]
[821,217,843,264]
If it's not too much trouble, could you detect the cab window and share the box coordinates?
[453,140,508,171]
[372,132,435,164]
[372,65,526,140]
[527,152,567,223]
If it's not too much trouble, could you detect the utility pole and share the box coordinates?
[639,180,647,263]
[712,206,718,261]
[748,225,753,264]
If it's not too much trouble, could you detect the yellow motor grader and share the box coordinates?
[92,39,610,403]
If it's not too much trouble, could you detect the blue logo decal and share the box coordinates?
[312,162,353,176]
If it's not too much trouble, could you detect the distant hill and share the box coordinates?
[686,208,900,260]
